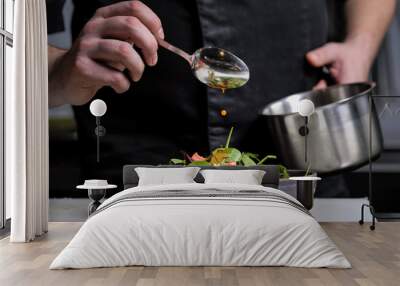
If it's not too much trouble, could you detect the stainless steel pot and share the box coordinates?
[261,82,383,174]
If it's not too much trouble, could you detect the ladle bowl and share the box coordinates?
[158,39,249,90]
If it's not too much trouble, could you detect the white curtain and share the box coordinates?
[7,0,49,242]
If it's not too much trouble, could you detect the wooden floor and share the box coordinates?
[0,222,399,286]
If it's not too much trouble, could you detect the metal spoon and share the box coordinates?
[158,38,250,91]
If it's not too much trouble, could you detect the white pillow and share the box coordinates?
[135,167,201,186]
[200,169,266,185]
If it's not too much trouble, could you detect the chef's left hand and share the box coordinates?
[306,38,373,89]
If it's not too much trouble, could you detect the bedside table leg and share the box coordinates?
[87,189,106,216]
[296,180,314,210]
[88,201,102,216]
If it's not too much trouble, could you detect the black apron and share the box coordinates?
[70,0,328,185]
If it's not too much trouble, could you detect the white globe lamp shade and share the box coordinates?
[298,99,315,117]
[90,99,107,117]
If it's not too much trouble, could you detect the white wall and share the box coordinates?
[311,198,372,222]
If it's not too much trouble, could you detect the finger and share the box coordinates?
[106,41,134,71]
[89,39,145,81]
[111,41,134,71]
[313,79,327,90]
[97,16,158,66]
[329,66,340,79]
[306,43,340,68]
[77,57,131,93]
[106,62,126,72]
[95,1,164,39]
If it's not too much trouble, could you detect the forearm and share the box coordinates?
[306,0,396,86]
[345,0,396,60]
[48,45,69,107]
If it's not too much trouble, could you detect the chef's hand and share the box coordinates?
[306,38,373,90]
[49,1,164,107]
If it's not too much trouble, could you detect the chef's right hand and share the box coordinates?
[49,1,164,107]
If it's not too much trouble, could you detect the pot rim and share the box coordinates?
[261,81,376,118]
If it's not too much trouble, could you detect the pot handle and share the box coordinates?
[318,65,337,86]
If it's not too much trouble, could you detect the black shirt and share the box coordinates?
[48,0,328,183]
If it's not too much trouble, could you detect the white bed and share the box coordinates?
[50,183,350,269]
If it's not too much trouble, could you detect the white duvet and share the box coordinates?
[50,183,350,269]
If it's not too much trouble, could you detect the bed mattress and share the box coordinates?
[50,183,350,269]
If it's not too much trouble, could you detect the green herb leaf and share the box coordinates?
[211,148,229,165]
[241,153,257,166]
[278,164,290,179]
[244,152,259,160]
[226,148,241,162]
[257,155,277,165]
[305,164,312,176]
[170,158,186,165]
[188,160,211,166]
[225,127,234,148]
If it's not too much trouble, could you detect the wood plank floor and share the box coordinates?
[0,222,399,286]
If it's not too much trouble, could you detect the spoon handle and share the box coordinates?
[157,38,192,65]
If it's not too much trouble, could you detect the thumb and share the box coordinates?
[306,43,340,68]
[313,79,327,90]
